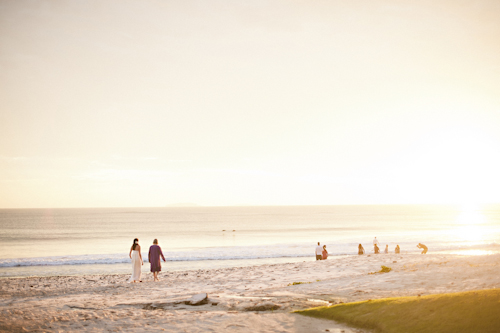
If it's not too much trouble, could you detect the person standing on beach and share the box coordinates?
[128,238,143,283]
[395,244,400,254]
[373,237,379,252]
[322,245,328,260]
[417,243,428,254]
[148,239,166,282]
[358,244,365,255]
[374,244,380,254]
[315,242,323,260]
[384,245,389,254]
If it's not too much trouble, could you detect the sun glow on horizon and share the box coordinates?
[452,204,489,243]
[456,204,487,224]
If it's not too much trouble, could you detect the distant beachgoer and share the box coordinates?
[374,244,380,254]
[395,245,400,254]
[149,239,166,282]
[322,245,328,260]
[417,243,428,254]
[358,244,365,255]
[373,237,379,252]
[129,238,143,283]
[384,245,389,254]
[315,242,323,260]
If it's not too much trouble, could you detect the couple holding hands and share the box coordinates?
[128,238,166,283]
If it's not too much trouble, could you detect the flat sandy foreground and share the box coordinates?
[1,253,499,333]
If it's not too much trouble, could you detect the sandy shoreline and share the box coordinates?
[1,253,499,332]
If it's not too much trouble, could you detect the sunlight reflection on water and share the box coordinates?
[447,250,496,256]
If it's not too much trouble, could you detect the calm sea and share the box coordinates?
[1,205,499,278]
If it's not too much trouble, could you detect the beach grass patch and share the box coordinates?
[295,288,500,333]
[369,265,392,274]
[288,281,312,286]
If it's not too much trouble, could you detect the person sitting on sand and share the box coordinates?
[373,237,379,252]
[315,242,323,260]
[322,245,328,260]
[148,239,166,282]
[374,244,380,254]
[358,244,365,255]
[395,244,400,254]
[384,245,389,254]
[417,243,428,254]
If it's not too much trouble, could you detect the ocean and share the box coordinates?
[1,204,499,278]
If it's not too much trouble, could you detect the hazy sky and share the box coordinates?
[1,0,499,208]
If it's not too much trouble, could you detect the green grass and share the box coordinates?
[288,281,312,286]
[295,289,500,333]
[369,265,392,274]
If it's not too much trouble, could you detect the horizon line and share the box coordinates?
[1,202,499,210]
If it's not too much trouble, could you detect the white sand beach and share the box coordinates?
[1,253,499,332]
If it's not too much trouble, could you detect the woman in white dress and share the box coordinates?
[128,238,143,282]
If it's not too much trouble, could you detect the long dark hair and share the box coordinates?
[132,238,139,250]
